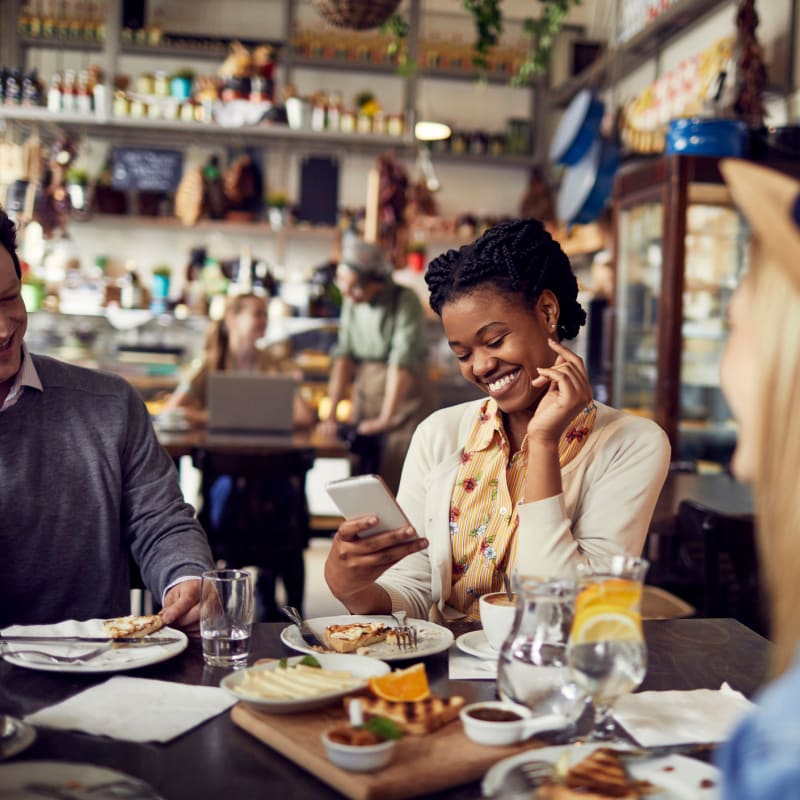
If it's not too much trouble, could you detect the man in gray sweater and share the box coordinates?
[0,207,214,631]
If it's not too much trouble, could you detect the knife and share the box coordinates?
[0,635,182,646]
[280,606,326,649]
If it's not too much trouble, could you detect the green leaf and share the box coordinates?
[278,657,288,669]
[363,716,404,740]
[299,654,322,668]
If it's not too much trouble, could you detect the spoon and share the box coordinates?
[502,572,514,602]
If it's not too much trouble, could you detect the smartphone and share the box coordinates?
[325,474,413,538]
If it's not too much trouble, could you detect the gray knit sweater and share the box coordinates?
[0,354,214,626]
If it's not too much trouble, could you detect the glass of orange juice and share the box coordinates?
[567,556,649,740]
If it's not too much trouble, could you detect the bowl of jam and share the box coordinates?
[459,701,569,746]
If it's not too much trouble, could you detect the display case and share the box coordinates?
[611,155,756,465]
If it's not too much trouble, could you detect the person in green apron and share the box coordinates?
[318,234,433,493]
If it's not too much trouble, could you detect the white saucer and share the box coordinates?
[456,630,499,660]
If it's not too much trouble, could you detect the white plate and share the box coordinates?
[455,630,498,660]
[0,716,36,761]
[482,743,721,799]
[1,619,188,674]
[280,615,455,661]
[221,653,390,713]
[0,760,164,799]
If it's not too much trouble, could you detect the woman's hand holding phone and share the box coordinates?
[324,516,428,611]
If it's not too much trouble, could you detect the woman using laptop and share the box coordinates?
[165,291,315,620]
[165,291,315,428]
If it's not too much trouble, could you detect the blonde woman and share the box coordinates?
[166,291,315,619]
[715,160,800,797]
[167,291,315,428]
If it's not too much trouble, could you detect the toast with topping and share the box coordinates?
[324,622,389,653]
[104,614,165,639]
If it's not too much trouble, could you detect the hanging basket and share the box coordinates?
[310,0,402,31]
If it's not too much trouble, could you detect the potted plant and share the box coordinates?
[169,68,195,101]
[65,167,90,214]
[267,191,289,229]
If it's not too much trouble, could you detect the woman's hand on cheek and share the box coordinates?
[527,339,592,443]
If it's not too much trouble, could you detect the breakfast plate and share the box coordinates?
[0,619,188,674]
[280,615,455,661]
[482,742,721,799]
[0,761,165,799]
[455,630,498,660]
[221,653,390,713]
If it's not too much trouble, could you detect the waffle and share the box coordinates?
[343,694,464,735]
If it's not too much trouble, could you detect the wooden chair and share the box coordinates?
[676,499,768,637]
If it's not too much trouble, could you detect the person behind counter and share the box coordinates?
[324,218,670,620]
[0,205,214,630]
[165,291,315,620]
[713,162,800,798]
[316,234,434,493]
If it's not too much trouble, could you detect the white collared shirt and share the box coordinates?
[0,343,43,412]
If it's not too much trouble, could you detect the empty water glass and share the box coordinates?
[200,569,254,668]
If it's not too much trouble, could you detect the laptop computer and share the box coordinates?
[207,372,297,438]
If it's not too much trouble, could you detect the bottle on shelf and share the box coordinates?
[61,69,77,112]
[47,72,63,112]
[120,261,143,309]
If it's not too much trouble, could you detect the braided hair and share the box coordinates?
[425,218,586,340]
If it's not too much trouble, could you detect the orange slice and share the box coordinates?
[368,663,430,702]
[575,578,642,615]
[571,607,643,644]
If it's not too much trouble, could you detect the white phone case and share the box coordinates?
[325,474,412,538]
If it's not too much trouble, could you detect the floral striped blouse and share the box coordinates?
[449,398,597,619]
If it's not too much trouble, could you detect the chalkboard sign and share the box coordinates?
[297,156,339,225]
[111,148,183,193]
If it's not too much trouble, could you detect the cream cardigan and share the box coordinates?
[376,399,671,619]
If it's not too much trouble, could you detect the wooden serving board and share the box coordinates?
[231,702,543,800]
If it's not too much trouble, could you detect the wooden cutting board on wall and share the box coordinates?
[231,702,543,800]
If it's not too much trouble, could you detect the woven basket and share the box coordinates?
[311,0,402,30]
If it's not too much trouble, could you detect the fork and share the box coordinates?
[3,644,112,664]
[390,610,418,651]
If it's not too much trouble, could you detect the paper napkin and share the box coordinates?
[25,676,237,743]
[448,644,498,680]
[612,682,755,746]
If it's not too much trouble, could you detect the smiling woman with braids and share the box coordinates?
[324,218,670,620]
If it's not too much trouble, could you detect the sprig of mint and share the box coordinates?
[363,716,403,741]
[299,654,321,668]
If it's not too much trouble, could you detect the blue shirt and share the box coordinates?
[716,645,800,799]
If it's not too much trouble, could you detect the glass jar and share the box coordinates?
[496,576,585,725]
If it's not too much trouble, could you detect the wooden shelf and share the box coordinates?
[73,213,339,238]
[548,0,732,107]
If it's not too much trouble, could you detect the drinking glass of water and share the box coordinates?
[567,556,649,740]
[200,569,254,668]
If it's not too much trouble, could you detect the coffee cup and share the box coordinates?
[479,591,518,651]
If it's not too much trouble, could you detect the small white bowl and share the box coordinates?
[321,732,396,772]
[460,701,569,746]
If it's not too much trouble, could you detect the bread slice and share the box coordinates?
[324,622,389,653]
[344,694,465,735]
[562,748,653,799]
[104,614,165,639]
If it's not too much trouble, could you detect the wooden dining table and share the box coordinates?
[0,618,770,799]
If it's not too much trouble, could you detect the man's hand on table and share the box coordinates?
[162,579,202,636]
